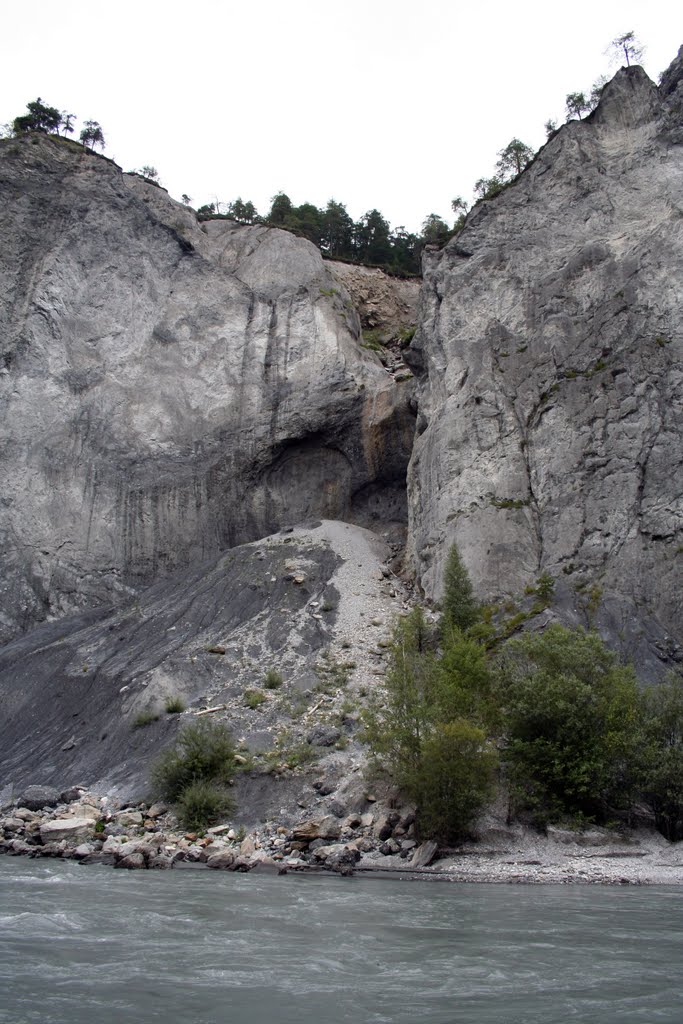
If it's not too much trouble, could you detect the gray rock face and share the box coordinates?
[407,61,683,673]
[0,519,397,801]
[0,524,340,793]
[0,135,413,641]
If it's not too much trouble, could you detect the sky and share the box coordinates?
[1,0,682,233]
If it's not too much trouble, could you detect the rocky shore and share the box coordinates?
[3,784,682,886]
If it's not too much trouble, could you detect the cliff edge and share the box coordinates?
[407,57,683,675]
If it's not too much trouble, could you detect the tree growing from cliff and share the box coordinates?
[421,213,452,246]
[565,92,590,120]
[473,176,505,201]
[496,138,534,180]
[589,75,608,110]
[12,97,62,135]
[138,164,159,181]
[608,31,644,68]
[60,111,76,137]
[80,120,105,152]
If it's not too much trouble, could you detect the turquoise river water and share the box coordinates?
[1,857,682,1023]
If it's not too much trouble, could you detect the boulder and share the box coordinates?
[291,816,341,842]
[60,787,86,804]
[375,812,400,840]
[14,808,39,822]
[249,857,286,875]
[307,725,341,747]
[313,843,361,870]
[146,803,168,819]
[312,779,336,796]
[2,817,26,834]
[68,801,101,819]
[326,799,347,819]
[115,810,144,828]
[73,843,95,859]
[147,853,174,870]
[19,785,61,811]
[40,817,96,845]
[206,849,237,870]
[410,841,438,868]
[115,852,146,870]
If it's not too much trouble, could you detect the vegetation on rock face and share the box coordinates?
[132,709,160,729]
[79,120,105,152]
[11,97,62,135]
[151,719,236,829]
[7,98,105,148]
[607,30,644,68]
[366,545,683,843]
[164,695,186,714]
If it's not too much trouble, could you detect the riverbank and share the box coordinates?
[3,785,682,885]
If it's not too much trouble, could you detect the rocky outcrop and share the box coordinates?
[0,520,410,797]
[407,59,683,674]
[327,260,419,339]
[0,136,414,642]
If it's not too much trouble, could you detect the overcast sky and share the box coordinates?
[2,1,681,233]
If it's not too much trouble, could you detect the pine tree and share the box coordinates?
[441,544,479,633]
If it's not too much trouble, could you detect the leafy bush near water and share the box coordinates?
[365,544,683,843]
[151,720,236,829]
[175,780,235,832]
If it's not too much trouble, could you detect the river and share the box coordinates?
[1,858,682,1023]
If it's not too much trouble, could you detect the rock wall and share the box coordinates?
[0,136,414,641]
[407,57,683,672]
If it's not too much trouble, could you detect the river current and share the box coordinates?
[1,857,681,1023]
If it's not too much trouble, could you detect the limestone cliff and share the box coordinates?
[0,137,414,642]
[407,56,683,673]
[1,52,683,807]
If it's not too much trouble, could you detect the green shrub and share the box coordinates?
[264,669,283,690]
[244,688,267,709]
[175,781,235,831]
[416,720,497,842]
[535,573,555,603]
[361,329,385,351]
[151,719,236,802]
[165,696,186,714]
[132,709,159,729]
